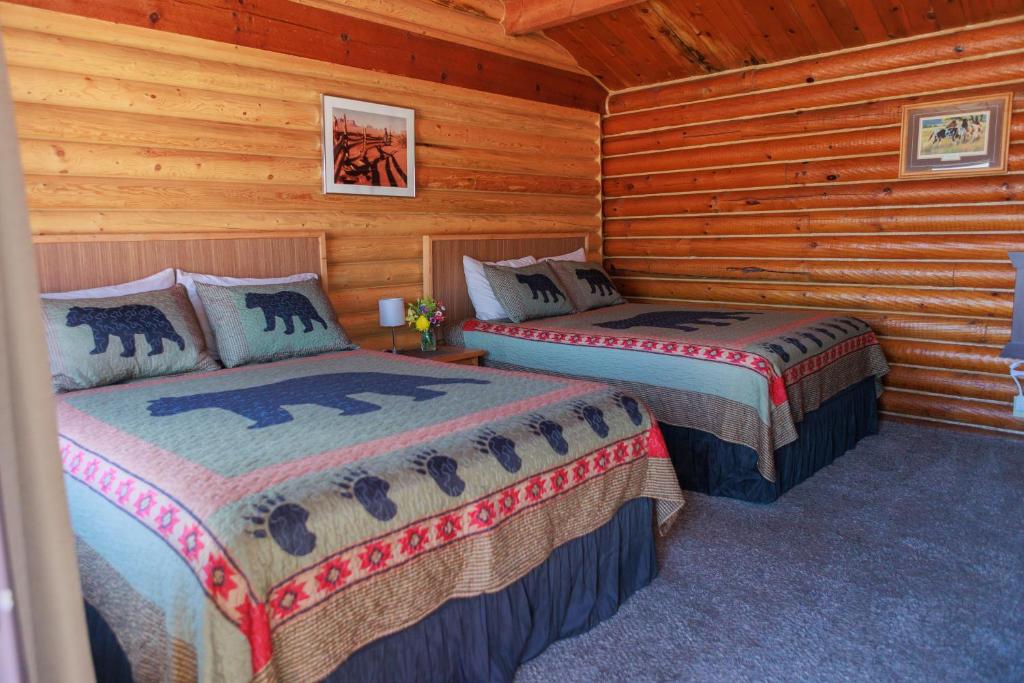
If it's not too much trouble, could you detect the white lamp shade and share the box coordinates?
[378,297,405,328]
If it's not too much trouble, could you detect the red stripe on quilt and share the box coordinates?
[464,319,791,407]
[59,437,267,665]
[62,421,665,680]
[263,428,663,632]
[782,331,880,386]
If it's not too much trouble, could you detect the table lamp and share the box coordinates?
[378,297,404,353]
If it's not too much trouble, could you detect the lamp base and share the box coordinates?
[390,327,398,354]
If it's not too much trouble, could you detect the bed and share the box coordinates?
[37,232,685,683]
[426,233,890,503]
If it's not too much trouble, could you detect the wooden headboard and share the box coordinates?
[423,232,591,325]
[33,231,328,293]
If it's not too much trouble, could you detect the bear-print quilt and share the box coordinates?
[58,349,683,682]
[459,303,890,481]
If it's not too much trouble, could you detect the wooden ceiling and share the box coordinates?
[294,0,587,75]
[541,0,1024,90]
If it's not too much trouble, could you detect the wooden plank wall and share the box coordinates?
[0,2,602,350]
[601,18,1024,437]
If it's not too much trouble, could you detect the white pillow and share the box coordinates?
[41,268,175,299]
[463,254,537,320]
[176,269,319,359]
[539,248,586,263]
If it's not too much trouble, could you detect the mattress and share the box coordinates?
[58,349,684,682]
[457,302,890,482]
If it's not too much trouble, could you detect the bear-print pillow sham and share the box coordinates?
[482,261,575,323]
[42,285,219,392]
[195,279,356,368]
[547,260,626,312]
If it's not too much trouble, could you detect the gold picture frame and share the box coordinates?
[898,93,1012,179]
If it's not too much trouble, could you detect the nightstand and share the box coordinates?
[399,347,487,366]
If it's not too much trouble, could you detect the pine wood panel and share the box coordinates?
[604,176,1024,217]
[0,8,600,135]
[605,233,1024,261]
[605,20,1024,436]
[603,145,1024,197]
[26,211,598,237]
[613,279,1012,319]
[2,4,602,350]
[605,258,1016,289]
[604,83,1024,157]
[1,0,606,111]
[292,0,585,73]
[604,119,1024,180]
[880,390,1023,433]
[544,0,1024,90]
[503,0,646,35]
[603,205,1024,237]
[607,17,1024,112]
[604,49,1024,135]
[884,365,1017,403]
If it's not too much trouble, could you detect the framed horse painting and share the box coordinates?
[899,93,1011,179]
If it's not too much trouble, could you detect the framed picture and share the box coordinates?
[899,93,1011,179]
[322,95,415,197]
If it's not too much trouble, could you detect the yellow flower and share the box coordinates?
[415,315,430,332]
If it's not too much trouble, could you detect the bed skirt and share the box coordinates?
[662,377,879,503]
[85,497,657,683]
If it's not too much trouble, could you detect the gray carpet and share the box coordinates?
[516,422,1024,682]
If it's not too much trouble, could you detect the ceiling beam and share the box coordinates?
[503,0,646,35]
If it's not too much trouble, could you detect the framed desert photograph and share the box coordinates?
[899,93,1011,179]
[322,95,415,197]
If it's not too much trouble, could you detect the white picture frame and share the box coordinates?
[321,95,416,197]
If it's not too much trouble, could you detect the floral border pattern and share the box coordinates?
[59,436,267,667]
[463,319,790,405]
[464,321,881,408]
[263,429,664,630]
[62,425,666,675]
[781,331,879,385]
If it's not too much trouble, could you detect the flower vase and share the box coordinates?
[420,329,437,352]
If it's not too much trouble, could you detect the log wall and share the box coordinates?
[3,0,605,111]
[602,18,1024,437]
[0,2,602,349]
